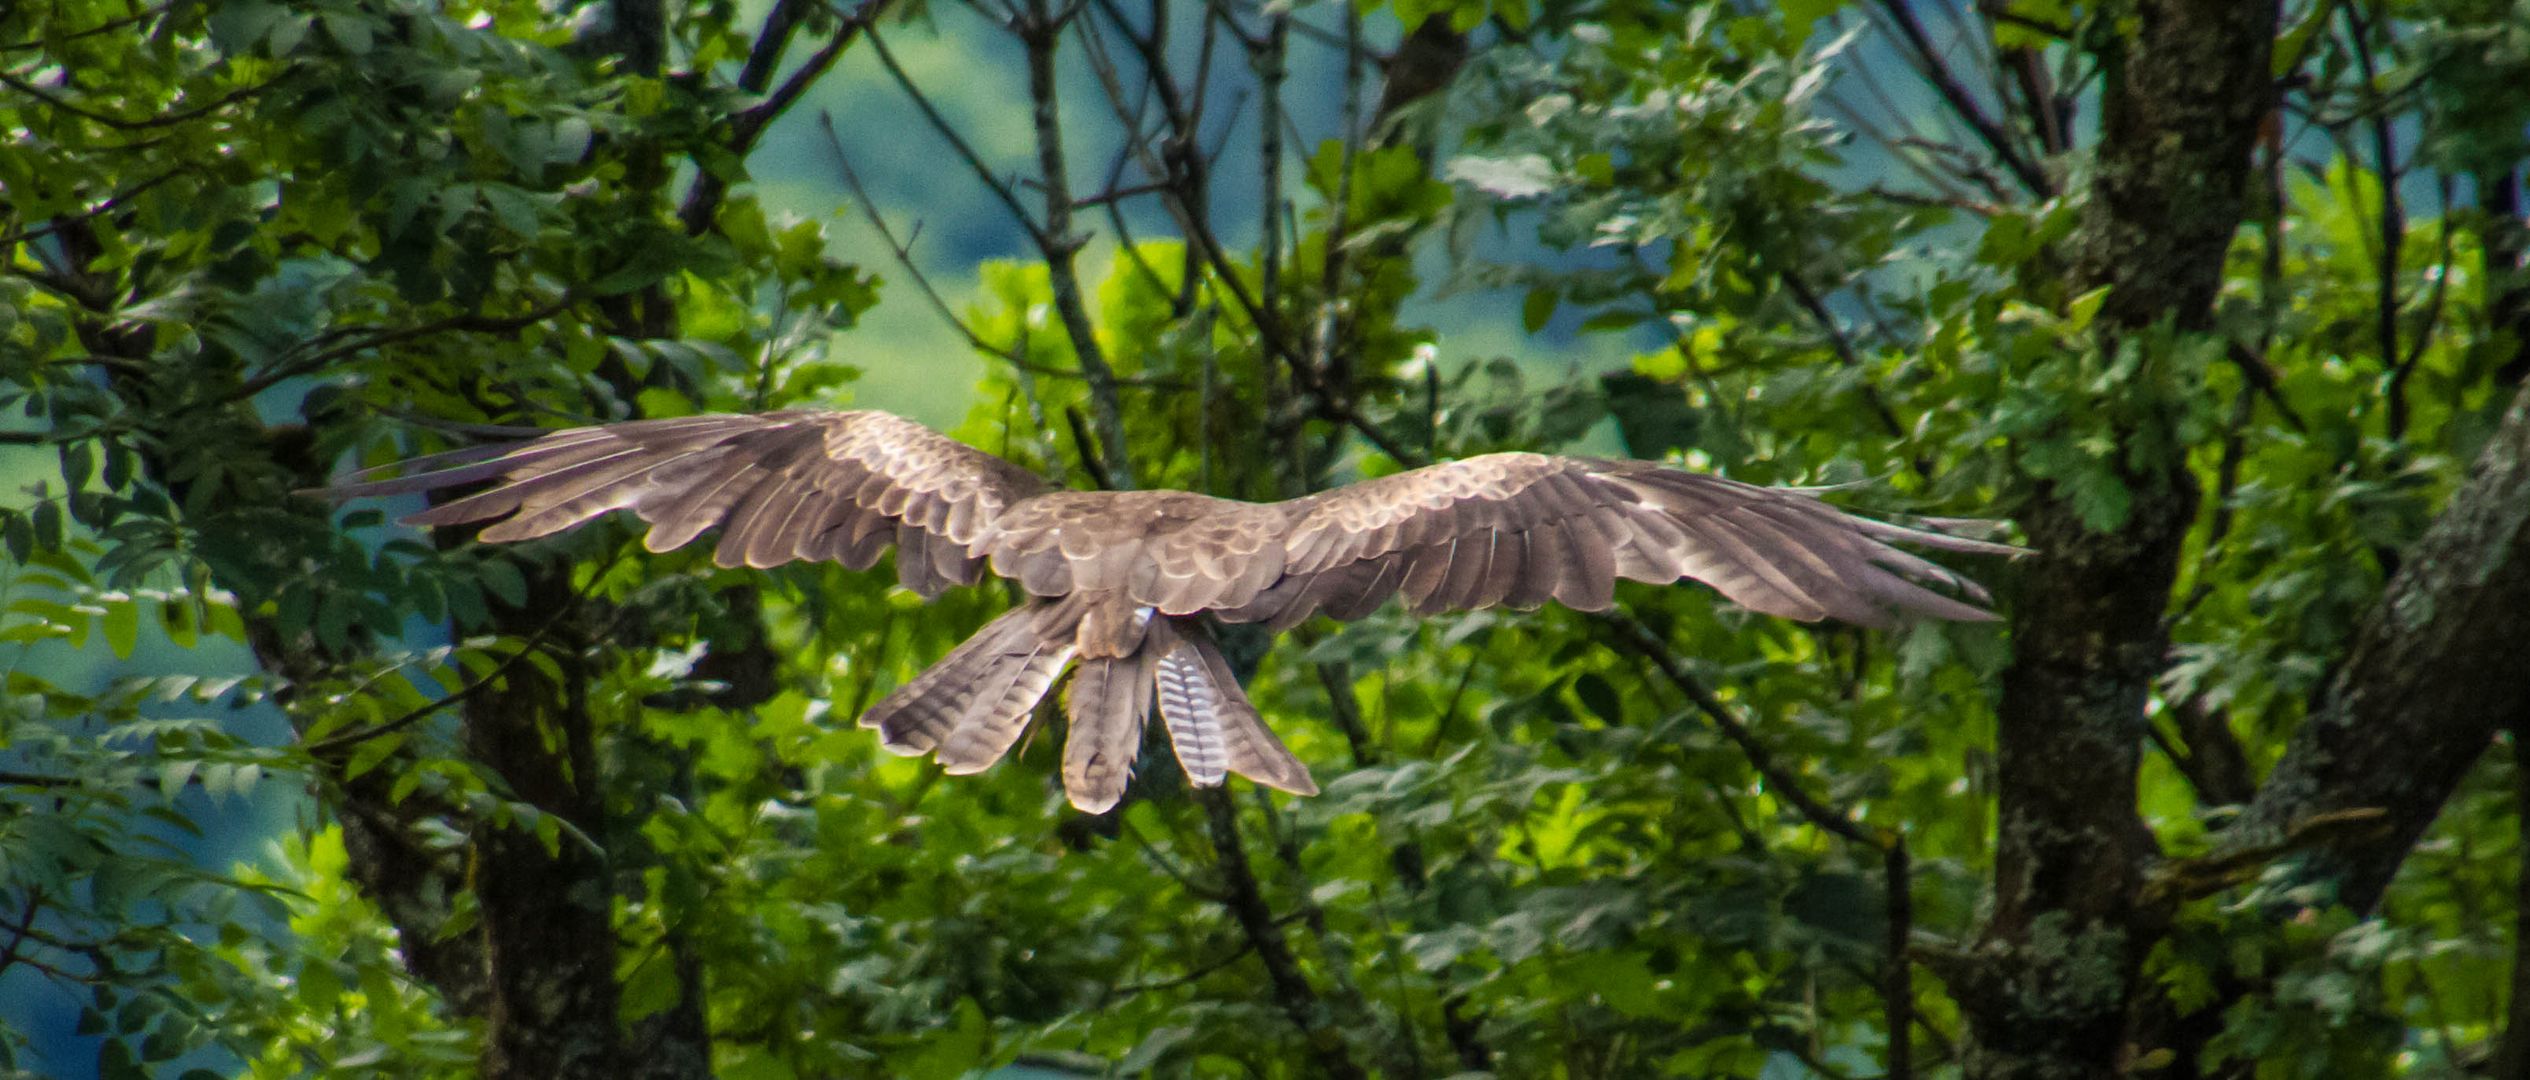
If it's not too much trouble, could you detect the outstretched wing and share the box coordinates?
[1217,453,2018,630]
[310,409,1056,595]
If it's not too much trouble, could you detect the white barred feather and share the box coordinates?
[1155,648,1228,786]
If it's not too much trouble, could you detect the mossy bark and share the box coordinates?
[1963,2,2279,1077]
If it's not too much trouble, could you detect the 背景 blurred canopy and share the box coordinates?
[6,0,2530,1078]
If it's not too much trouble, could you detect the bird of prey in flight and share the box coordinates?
[320,409,2015,812]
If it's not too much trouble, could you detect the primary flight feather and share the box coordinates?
[317,408,2016,812]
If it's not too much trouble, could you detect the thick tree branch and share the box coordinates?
[1019,0,1138,488]
[2228,381,2530,912]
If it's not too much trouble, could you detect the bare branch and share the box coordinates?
[817,112,1023,367]
[1018,0,1138,487]
[679,0,897,234]
[1866,0,2052,198]
[862,25,1049,244]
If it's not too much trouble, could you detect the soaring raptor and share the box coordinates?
[322,409,2015,812]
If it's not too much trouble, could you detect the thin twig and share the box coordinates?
[0,889,43,984]
[1780,271,1909,444]
[817,112,1029,367]
[861,25,1048,244]
[233,298,575,404]
[303,584,594,757]
[0,68,278,131]
[1867,0,2051,197]
[2390,176,2457,440]
[1077,0,1414,464]
[0,3,175,51]
[0,168,193,248]
[2341,4,2411,439]
[1885,837,1914,1080]
[1602,611,1920,1074]
[1598,612,1880,849]
[679,0,896,234]
[1258,9,1288,352]
[1311,661,1376,766]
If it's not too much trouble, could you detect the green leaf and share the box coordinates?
[158,759,198,803]
[342,733,405,782]
[2066,286,2110,333]
[891,997,990,1080]
[619,952,682,1023]
[1571,672,1625,723]
[1522,288,1559,333]
[102,594,139,659]
[206,0,284,51]
[1115,1025,1194,1072]
[32,500,63,549]
[1777,0,1842,42]
[475,559,528,608]
[98,1038,144,1080]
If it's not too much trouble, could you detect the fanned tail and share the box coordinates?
[1063,651,1158,813]
[935,610,1078,775]
[859,602,1312,812]
[861,602,1075,765]
[1151,620,1317,797]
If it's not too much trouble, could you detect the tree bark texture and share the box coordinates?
[462,570,628,1078]
[2230,382,2530,912]
[1964,2,2279,1078]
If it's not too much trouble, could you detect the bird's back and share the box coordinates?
[979,489,1292,613]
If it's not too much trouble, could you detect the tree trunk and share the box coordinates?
[463,571,629,1077]
[1961,3,2280,1077]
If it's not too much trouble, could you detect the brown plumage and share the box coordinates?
[313,408,2019,811]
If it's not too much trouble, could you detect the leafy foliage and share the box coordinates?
[6,0,2530,1077]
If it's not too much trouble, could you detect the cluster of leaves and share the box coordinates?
[1446,1,2530,1075]
[8,0,2530,1077]
[3,0,859,1073]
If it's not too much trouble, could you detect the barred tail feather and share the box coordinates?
[1155,647,1228,786]
[935,634,1077,775]
[1155,622,1317,797]
[858,606,1041,755]
[1062,652,1157,813]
